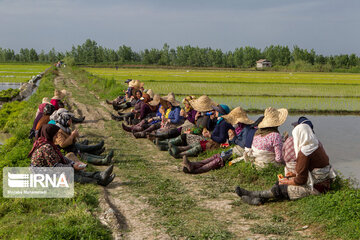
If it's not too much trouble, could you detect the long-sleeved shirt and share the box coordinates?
[31,143,71,167]
[211,119,235,144]
[140,103,152,119]
[167,107,182,124]
[186,109,197,124]
[294,144,329,185]
[252,132,283,163]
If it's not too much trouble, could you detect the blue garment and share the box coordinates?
[150,104,162,125]
[211,119,234,144]
[229,125,251,148]
[245,127,257,148]
[48,120,56,125]
[168,107,182,124]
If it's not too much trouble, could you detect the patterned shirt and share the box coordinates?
[31,144,63,167]
[282,136,296,165]
[252,132,283,162]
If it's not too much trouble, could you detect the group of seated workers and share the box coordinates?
[28,89,116,186]
[109,79,337,205]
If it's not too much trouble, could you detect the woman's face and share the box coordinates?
[67,118,72,126]
[136,92,141,99]
[184,102,190,109]
[215,111,219,118]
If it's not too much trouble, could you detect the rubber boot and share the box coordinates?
[106,99,113,105]
[93,165,116,186]
[75,140,105,153]
[90,147,105,156]
[188,153,222,170]
[168,135,183,146]
[132,125,143,133]
[157,143,169,151]
[179,144,202,158]
[168,144,192,158]
[82,151,114,165]
[122,123,133,132]
[111,113,124,121]
[72,116,85,123]
[156,138,169,146]
[241,196,263,205]
[79,139,89,145]
[220,148,233,162]
[74,172,98,184]
[149,128,180,140]
[190,156,223,174]
[133,131,146,138]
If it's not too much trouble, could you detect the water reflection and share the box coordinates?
[249,114,360,182]
[0,83,21,91]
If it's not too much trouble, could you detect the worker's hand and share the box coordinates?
[73,162,86,170]
[286,172,296,178]
[71,129,79,138]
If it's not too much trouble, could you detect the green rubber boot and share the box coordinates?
[82,150,114,165]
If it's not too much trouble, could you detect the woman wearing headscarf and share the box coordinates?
[29,98,51,139]
[249,107,288,168]
[145,92,184,139]
[235,118,336,205]
[30,124,115,186]
[50,109,113,165]
[35,103,55,132]
[169,104,234,159]
[112,80,144,111]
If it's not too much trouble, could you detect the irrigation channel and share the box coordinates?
[253,114,360,184]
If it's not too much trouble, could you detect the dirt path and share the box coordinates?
[54,71,315,239]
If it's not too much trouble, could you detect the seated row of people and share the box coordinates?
[109,84,336,205]
[28,89,116,186]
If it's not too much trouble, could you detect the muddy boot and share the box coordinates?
[235,186,251,197]
[79,139,89,145]
[131,119,140,125]
[122,123,133,132]
[241,196,263,205]
[106,99,113,105]
[132,125,143,133]
[82,150,114,165]
[156,138,169,146]
[74,172,98,184]
[93,165,116,186]
[75,140,105,153]
[72,116,85,123]
[235,186,273,201]
[188,153,221,170]
[132,131,146,138]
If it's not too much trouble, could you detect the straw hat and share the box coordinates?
[189,95,217,112]
[148,94,161,106]
[222,107,254,125]
[182,95,196,104]
[258,107,288,128]
[42,97,50,104]
[52,89,67,100]
[129,80,139,88]
[161,92,180,107]
[146,89,155,99]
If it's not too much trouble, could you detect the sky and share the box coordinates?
[0,0,359,55]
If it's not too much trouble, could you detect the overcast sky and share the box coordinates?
[0,0,359,55]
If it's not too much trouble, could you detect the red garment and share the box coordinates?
[50,99,60,110]
[282,137,296,165]
[200,140,208,151]
[28,137,66,164]
[38,103,48,114]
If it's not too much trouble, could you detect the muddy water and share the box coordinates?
[249,114,360,183]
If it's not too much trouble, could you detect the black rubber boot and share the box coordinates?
[72,116,85,123]
[82,151,114,165]
[75,140,105,153]
[89,147,105,156]
[241,196,263,205]
[157,144,169,151]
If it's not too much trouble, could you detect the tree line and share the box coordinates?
[1,39,359,71]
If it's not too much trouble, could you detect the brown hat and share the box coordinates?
[148,94,161,106]
[161,92,180,107]
[52,89,67,100]
[189,95,217,112]
[141,93,151,103]
[222,107,254,125]
[146,89,155,99]
[258,107,288,128]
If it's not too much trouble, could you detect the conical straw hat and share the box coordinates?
[222,107,254,125]
[129,80,142,89]
[42,97,50,103]
[161,92,180,107]
[146,89,155,99]
[128,80,136,87]
[52,89,67,100]
[258,107,288,128]
[148,94,161,106]
[189,95,217,112]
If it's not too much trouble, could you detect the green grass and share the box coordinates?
[0,64,50,82]
[0,88,20,101]
[0,67,112,240]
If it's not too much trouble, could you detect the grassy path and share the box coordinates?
[57,68,319,239]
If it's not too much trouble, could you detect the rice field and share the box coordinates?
[0,64,50,82]
[84,67,360,112]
